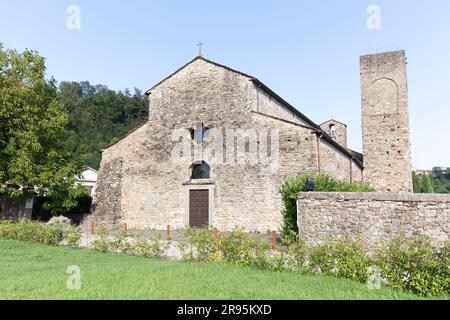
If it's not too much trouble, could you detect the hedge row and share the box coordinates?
[179,228,449,297]
[1,220,448,297]
[0,218,80,247]
[280,174,374,240]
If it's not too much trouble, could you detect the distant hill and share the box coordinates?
[59,81,148,169]
[430,167,450,194]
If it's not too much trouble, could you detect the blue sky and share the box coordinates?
[0,0,449,168]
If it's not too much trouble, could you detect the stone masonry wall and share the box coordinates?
[87,154,125,229]
[319,138,362,182]
[320,120,347,149]
[360,51,413,192]
[297,192,450,247]
[91,57,362,232]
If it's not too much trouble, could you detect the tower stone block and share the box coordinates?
[320,119,348,148]
[360,50,413,192]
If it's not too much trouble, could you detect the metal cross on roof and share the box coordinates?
[197,41,204,57]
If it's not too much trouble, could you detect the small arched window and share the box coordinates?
[191,162,211,179]
[329,124,337,140]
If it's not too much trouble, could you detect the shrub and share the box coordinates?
[47,216,72,229]
[178,228,272,268]
[435,242,450,294]
[250,249,275,270]
[90,230,133,255]
[282,233,309,273]
[280,174,374,240]
[219,228,270,267]
[47,216,80,247]
[107,235,134,254]
[309,236,372,282]
[133,235,168,259]
[175,229,449,297]
[0,220,65,245]
[0,220,14,238]
[64,227,81,247]
[91,231,168,259]
[374,236,449,297]
[178,228,219,262]
[91,231,110,253]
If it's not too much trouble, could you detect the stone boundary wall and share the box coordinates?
[297,192,450,247]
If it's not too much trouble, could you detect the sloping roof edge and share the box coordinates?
[251,79,320,130]
[248,80,362,168]
[317,133,364,169]
[348,149,364,164]
[82,166,98,173]
[320,119,348,127]
[144,56,324,132]
[100,122,147,152]
[145,56,255,95]
[136,56,363,168]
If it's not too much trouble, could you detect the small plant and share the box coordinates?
[133,234,168,259]
[91,231,168,259]
[178,228,219,262]
[91,229,110,253]
[63,227,81,247]
[108,235,133,255]
[46,216,81,247]
[374,236,449,297]
[256,250,288,272]
[282,232,309,273]
[219,228,270,267]
[47,216,72,229]
[309,236,372,282]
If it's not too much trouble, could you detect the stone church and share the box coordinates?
[90,50,412,231]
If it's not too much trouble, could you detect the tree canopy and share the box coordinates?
[430,167,450,194]
[412,168,450,194]
[0,44,83,213]
[59,81,148,169]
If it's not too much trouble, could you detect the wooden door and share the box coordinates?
[189,190,209,228]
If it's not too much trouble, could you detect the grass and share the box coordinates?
[0,240,431,300]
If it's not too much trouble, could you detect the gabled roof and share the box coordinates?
[145,55,254,95]
[136,56,362,168]
[145,55,319,129]
[82,166,98,173]
[250,79,319,129]
[317,133,364,169]
[320,119,348,127]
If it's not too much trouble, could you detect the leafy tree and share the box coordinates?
[421,173,434,194]
[412,169,449,194]
[58,81,148,168]
[0,44,84,214]
[430,167,450,194]
[412,171,422,193]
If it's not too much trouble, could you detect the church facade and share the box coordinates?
[89,50,412,231]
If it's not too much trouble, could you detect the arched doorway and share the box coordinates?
[188,162,212,228]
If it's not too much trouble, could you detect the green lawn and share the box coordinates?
[0,240,428,300]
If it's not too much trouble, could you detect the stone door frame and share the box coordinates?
[184,183,215,227]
